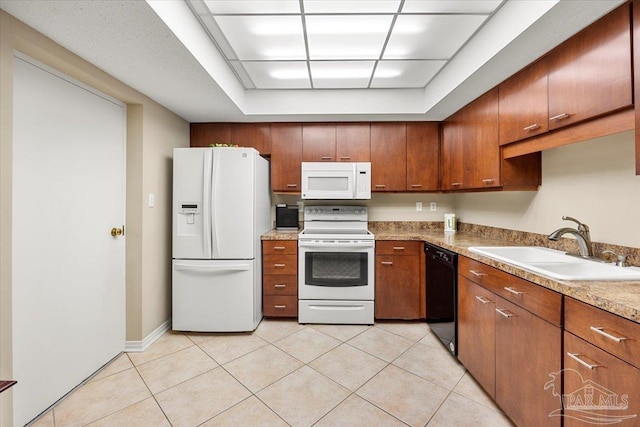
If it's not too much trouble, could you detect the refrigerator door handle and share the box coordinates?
[174,262,251,272]
[211,151,220,257]
[202,151,213,258]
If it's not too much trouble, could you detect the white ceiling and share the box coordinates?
[0,0,626,123]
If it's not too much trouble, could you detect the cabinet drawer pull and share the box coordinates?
[496,308,513,317]
[475,296,492,304]
[273,246,285,251]
[410,184,422,188]
[392,247,405,251]
[375,184,386,188]
[482,179,495,184]
[549,112,570,121]
[286,184,297,188]
[339,156,350,160]
[495,308,514,318]
[273,263,286,268]
[469,270,487,277]
[590,326,627,343]
[567,352,599,370]
[451,182,461,186]
[321,156,332,160]
[504,287,524,295]
[274,305,287,309]
[523,124,540,131]
[274,284,286,288]
[380,261,393,266]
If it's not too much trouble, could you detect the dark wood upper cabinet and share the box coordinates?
[370,123,407,192]
[270,123,302,192]
[406,122,439,191]
[336,123,370,162]
[468,88,500,189]
[190,123,231,147]
[499,58,549,145]
[302,123,336,162]
[547,3,632,130]
[231,123,271,155]
[441,109,466,190]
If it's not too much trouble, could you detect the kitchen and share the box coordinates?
[1,0,640,426]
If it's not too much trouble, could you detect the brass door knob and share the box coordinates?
[111,227,124,237]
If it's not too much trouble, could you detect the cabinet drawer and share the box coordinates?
[263,295,298,317]
[263,240,297,255]
[263,275,297,296]
[263,254,297,275]
[459,256,562,326]
[376,240,421,255]
[565,297,640,369]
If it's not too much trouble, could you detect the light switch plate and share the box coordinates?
[148,193,155,208]
[416,202,422,212]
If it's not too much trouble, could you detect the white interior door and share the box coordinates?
[12,54,125,425]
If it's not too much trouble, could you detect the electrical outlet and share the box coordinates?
[416,202,422,212]
[430,202,437,211]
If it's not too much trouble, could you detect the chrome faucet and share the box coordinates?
[548,216,593,257]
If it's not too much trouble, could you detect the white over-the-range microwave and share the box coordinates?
[301,162,371,200]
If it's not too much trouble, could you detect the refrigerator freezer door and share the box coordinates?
[172,259,257,332]
[173,148,211,259]
[211,148,255,259]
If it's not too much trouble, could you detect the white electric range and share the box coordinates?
[298,206,375,325]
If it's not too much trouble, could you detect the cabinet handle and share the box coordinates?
[286,184,297,188]
[274,284,286,288]
[482,179,495,184]
[567,352,599,370]
[549,113,570,121]
[469,270,487,277]
[392,247,405,251]
[375,184,386,188]
[410,184,422,188]
[273,263,286,268]
[451,182,461,186]
[321,156,332,160]
[590,326,627,343]
[339,156,350,160]
[523,124,540,131]
[475,296,492,304]
[273,246,285,251]
[274,305,287,309]
[495,308,514,318]
[504,287,524,295]
[381,261,393,265]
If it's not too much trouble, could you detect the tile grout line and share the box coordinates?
[128,351,175,427]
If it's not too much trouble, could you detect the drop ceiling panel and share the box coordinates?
[204,0,300,14]
[310,61,375,88]
[304,0,401,14]
[242,61,311,88]
[401,0,503,14]
[371,60,446,88]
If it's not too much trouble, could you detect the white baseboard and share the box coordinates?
[124,318,172,352]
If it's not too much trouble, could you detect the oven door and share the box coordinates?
[298,240,374,300]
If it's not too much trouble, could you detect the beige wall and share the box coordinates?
[455,131,640,248]
[0,10,189,424]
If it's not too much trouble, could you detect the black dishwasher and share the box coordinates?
[424,242,458,355]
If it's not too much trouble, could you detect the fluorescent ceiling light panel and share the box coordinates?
[310,61,374,88]
[243,61,311,89]
[371,60,446,88]
[303,0,401,14]
[306,15,393,60]
[385,15,488,59]
[402,0,503,14]
[204,0,300,14]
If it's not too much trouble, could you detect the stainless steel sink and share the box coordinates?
[468,246,640,281]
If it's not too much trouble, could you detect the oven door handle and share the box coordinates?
[298,242,374,249]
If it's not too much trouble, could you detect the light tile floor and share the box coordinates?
[30,319,514,427]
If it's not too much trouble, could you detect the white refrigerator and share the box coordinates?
[172,147,270,332]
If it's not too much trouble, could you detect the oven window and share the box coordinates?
[305,252,368,287]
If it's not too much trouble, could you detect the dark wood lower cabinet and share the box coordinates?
[375,241,422,320]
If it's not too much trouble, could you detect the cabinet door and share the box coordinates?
[441,110,465,190]
[406,122,439,191]
[271,123,302,192]
[563,332,640,427]
[231,123,271,155]
[190,123,231,147]
[336,123,370,162]
[548,4,632,130]
[468,88,500,189]
[371,123,407,191]
[302,123,336,162]
[495,297,561,427]
[499,58,549,145]
[457,276,496,398]
[375,254,420,319]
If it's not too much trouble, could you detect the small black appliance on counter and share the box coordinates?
[275,204,299,230]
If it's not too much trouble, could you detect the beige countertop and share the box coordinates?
[262,227,640,323]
